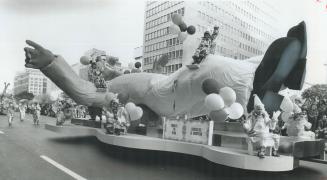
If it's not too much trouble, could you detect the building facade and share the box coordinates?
[13,68,53,96]
[142,1,282,74]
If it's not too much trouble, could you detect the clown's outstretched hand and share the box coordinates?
[24,40,55,69]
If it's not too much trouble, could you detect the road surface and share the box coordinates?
[0,112,327,180]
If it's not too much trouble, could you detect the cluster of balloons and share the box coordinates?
[105,92,143,121]
[80,55,118,66]
[125,102,143,121]
[202,79,244,121]
[169,13,196,42]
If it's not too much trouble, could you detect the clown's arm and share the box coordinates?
[24,40,111,107]
[210,26,219,41]
[42,56,110,107]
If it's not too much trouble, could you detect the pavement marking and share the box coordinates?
[0,130,4,134]
[40,155,87,180]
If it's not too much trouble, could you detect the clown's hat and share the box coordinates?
[253,94,264,108]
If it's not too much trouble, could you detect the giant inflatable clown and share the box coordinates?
[23,21,307,122]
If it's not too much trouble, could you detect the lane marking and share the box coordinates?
[0,131,4,134]
[40,155,87,180]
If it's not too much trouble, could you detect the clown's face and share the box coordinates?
[253,105,263,115]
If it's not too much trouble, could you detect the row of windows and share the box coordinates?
[144,49,183,65]
[197,8,274,42]
[239,43,263,55]
[144,54,163,66]
[146,1,183,18]
[144,37,182,53]
[145,27,169,42]
[197,3,276,41]
[167,49,183,60]
[145,8,185,30]
[144,64,183,74]
[244,1,278,23]
[199,1,277,32]
[144,41,166,53]
[231,2,277,33]
[164,64,183,74]
[198,1,221,14]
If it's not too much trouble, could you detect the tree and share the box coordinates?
[15,91,34,101]
[34,94,52,105]
[301,84,327,130]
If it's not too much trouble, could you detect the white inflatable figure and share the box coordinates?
[242,95,280,158]
[23,22,307,120]
[282,104,315,140]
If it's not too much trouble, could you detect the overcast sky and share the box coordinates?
[0,0,326,91]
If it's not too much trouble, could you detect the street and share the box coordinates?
[1,113,327,180]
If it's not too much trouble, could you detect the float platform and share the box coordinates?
[45,123,303,172]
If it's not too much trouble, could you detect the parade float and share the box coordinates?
[24,14,325,171]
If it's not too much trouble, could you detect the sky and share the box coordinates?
[0,0,327,92]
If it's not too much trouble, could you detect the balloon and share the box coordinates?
[80,56,90,65]
[135,62,141,68]
[209,109,228,122]
[124,70,131,74]
[281,112,292,122]
[169,24,180,35]
[117,93,129,104]
[172,13,183,25]
[219,87,236,106]
[187,25,196,35]
[158,54,169,66]
[227,103,244,119]
[177,32,188,42]
[125,102,136,113]
[204,94,225,111]
[130,106,143,121]
[202,78,219,94]
[178,22,187,32]
[280,96,293,112]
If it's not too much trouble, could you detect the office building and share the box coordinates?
[142,1,282,74]
[13,69,54,96]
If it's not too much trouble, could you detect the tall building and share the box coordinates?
[142,1,283,74]
[13,68,54,96]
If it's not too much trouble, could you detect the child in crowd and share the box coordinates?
[32,102,41,125]
[7,102,15,127]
